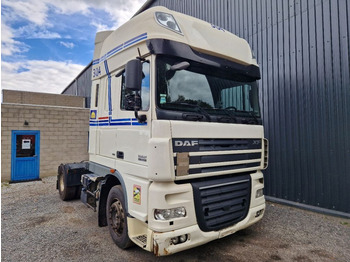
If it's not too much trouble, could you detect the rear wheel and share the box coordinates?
[58,166,77,201]
[106,185,133,249]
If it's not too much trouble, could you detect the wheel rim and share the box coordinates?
[59,174,65,192]
[109,198,125,236]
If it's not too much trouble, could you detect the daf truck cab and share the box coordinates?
[57,6,268,256]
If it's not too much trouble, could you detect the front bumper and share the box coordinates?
[152,203,265,256]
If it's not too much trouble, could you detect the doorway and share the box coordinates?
[11,130,40,182]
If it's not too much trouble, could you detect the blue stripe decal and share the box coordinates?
[108,76,112,115]
[104,60,112,116]
[107,44,123,57]
[124,33,147,45]
[90,118,147,127]
[110,118,132,122]
[93,33,148,65]
[91,121,108,124]
[104,60,110,75]
[132,122,147,126]
[110,122,132,126]
[124,35,148,49]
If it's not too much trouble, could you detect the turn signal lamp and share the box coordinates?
[155,12,182,34]
[256,188,264,198]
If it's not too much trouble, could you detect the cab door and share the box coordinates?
[114,61,151,165]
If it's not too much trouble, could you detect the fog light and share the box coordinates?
[171,237,179,245]
[255,209,264,217]
[256,188,264,198]
[154,207,186,220]
[179,234,187,243]
[171,234,188,245]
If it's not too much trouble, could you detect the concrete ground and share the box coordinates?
[1,177,350,262]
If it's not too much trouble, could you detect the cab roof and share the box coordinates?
[93,6,257,67]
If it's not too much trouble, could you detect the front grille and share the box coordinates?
[197,139,261,151]
[173,138,262,178]
[190,173,251,232]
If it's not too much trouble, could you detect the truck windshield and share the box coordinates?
[156,55,261,124]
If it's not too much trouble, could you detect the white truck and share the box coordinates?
[57,6,268,256]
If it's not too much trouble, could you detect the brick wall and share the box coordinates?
[2,89,85,108]
[1,103,89,182]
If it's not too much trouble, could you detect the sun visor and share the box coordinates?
[147,39,261,80]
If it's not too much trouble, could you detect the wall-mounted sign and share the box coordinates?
[22,139,31,149]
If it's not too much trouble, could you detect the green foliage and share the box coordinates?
[1,182,10,188]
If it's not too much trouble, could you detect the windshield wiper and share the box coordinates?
[221,109,238,123]
[182,113,204,121]
[180,103,212,121]
[235,110,259,124]
[247,111,259,124]
[166,102,212,121]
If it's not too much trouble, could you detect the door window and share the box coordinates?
[16,135,35,157]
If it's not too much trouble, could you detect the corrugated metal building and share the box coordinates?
[62,62,92,108]
[63,0,350,216]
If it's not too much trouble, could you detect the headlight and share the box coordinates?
[154,207,186,220]
[155,12,182,34]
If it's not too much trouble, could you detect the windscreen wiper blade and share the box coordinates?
[174,102,212,122]
[235,110,259,124]
[221,109,238,123]
[246,111,259,124]
[182,113,204,121]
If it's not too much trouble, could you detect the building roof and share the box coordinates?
[133,0,156,17]
[61,61,92,94]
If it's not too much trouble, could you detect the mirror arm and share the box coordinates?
[134,110,147,123]
[137,48,146,62]
[134,92,147,123]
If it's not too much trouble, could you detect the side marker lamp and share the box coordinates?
[155,12,182,34]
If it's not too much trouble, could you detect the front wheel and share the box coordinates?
[106,185,133,249]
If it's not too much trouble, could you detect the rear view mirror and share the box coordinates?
[124,59,147,123]
[125,59,142,91]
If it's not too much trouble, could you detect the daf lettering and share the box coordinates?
[253,140,261,145]
[175,140,199,147]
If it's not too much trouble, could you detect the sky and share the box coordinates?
[1,0,147,94]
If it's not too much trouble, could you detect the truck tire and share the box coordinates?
[106,185,133,249]
[58,166,78,201]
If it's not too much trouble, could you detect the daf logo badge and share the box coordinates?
[174,140,199,147]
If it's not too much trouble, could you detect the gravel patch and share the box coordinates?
[2,177,350,262]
